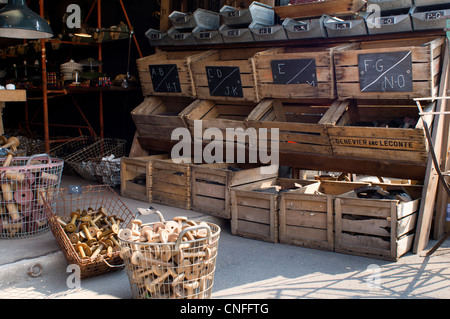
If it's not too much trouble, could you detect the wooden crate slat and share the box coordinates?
[233,219,273,242]
[236,204,271,224]
[285,210,328,229]
[148,159,191,210]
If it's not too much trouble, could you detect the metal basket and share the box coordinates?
[43,185,135,278]
[65,138,126,183]
[95,156,122,188]
[48,136,99,176]
[0,154,64,239]
[118,210,221,299]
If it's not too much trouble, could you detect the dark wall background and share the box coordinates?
[1,0,161,154]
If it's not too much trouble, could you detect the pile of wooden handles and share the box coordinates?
[118,215,217,299]
[56,207,124,260]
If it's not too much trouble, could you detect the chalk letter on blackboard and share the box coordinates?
[376,59,384,72]
[363,60,373,72]
[277,63,286,74]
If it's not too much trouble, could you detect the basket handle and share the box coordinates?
[25,154,53,166]
[174,224,212,252]
[100,255,125,269]
[136,206,165,223]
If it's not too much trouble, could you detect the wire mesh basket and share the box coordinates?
[118,209,221,299]
[95,156,122,188]
[43,185,135,278]
[48,136,99,176]
[0,154,64,239]
[65,138,126,184]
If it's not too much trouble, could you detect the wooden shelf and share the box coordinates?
[0,90,27,102]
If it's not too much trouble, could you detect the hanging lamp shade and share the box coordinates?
[0,0,53,39]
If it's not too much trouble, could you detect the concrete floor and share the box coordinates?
[0,174,449,299]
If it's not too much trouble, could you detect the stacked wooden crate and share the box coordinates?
[191,163,278,219]
[230,178,314,243]
[128,32,444,261]
[120,154,169,202]
[279,180,370,251]
[335,184,424,261]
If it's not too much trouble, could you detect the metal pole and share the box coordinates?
[40,0,49,152]
[98,0,104,139]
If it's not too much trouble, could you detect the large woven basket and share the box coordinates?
[44,185,135,278]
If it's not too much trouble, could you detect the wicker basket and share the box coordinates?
[118,210,221,299]
[44,185,135,278]
[0,154,64,239]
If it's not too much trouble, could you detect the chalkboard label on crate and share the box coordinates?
[358,51,413,93]
[206,66,244,98]
[271,59,318,86]
[149,64,182,93]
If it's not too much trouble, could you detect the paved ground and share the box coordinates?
[0,175,449,299]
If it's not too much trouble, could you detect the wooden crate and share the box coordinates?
[246,98,351,155]
[131,96,194,143]
[279,180,370,251]
[191,47,283,102]
[191,163,278,219]
[230,178,313,243]
[149,158,191,210]
[254,44,355,100]
[120,154,169,202]
[181,99,257,147]
[326,99,430,164]
[334,36,445,99]
[136,50,216,98]
[335,184,423,261]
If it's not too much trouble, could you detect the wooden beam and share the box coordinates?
[413,39,450,254]
[433,141,450,240]
[159,0,172,32]
[274,0,366,20]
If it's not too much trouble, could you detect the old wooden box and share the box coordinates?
[120,154,169,202]
[245,99,351,156]
[191,163,278,219]
[279,180,369,251]
[149,158,192,210]
[181,99,257,147]
[254,44,355,100]
[136,50,216,98]
[131,96,194,143]
[335,184,423,261]
[191,47,283,102]
[230,178,312,243]
[326,99,431,165]
[334,36,445,99]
